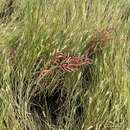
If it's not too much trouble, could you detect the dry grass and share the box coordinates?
[0,0,130,130]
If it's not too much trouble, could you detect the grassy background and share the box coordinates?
[0,0,130,130]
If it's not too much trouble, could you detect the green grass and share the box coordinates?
[0,0,130,130]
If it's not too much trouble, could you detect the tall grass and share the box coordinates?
[0,0,130,130]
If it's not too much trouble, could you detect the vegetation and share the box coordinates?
[0,0,130,130]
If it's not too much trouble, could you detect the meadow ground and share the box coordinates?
[0,0,130,130]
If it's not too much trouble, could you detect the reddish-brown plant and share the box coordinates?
[53,52,93,72]
[39,52,93,78]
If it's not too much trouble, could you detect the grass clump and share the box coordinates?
[0,0,130,130]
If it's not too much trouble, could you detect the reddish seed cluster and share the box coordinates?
[39,28,113,78]
[39,52,93,78]
[53,52,93,72]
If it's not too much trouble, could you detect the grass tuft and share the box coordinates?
[0,0,130,130]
